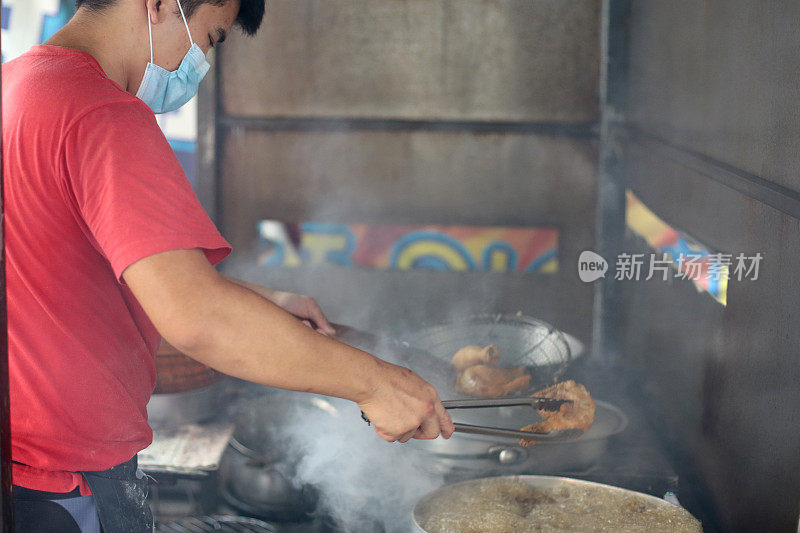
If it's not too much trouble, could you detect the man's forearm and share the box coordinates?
[174,276,381,403]
[124,249,453,442]
[124,250,380,403]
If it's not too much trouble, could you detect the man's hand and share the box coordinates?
[224,276,335,336]
[266,291,335,336]
[359,360,455,443]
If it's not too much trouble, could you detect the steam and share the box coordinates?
[220,260,527,530]
[281,397,444,532]
[219,202,519,532]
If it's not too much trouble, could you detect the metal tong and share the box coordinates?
[360,396,582,442]
[443,397,583,442]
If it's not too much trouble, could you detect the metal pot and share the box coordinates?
[218,392,343,521]
[412,475,701,532]
[407,400,628,474]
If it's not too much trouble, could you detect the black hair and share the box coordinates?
[74,0,265,36]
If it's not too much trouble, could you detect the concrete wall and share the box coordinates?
[220,0,600,122]
[627,0,799,192]
[622,1,800,530]
[214,0,602,340]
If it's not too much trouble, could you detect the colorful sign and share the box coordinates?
[257,221,558,274]
[625,190,729,305]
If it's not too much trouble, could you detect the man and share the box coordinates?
[2,0,454,530]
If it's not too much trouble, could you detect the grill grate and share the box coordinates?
[155,515,278,533]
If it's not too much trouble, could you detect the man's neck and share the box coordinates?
[43,9,135,93]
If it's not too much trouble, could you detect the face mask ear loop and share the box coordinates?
[175,0,194,46]
[146,10,154,63]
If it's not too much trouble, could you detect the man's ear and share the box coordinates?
[145,0,166,25]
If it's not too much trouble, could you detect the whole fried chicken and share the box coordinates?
[455,364,531,398]
[451,345,499,371]
[518,380,595,447]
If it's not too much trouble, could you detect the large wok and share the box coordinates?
[406,399,627,474]
[412,475,702,532]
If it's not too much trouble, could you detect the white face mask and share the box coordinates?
[135,0,210,114]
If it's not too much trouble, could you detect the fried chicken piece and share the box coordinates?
[451,345,499,371]
[455,364,531,398]
[518,380,595,447]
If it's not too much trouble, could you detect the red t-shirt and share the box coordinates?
[3,45,231,495]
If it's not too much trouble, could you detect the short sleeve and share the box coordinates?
[62,101,231,280]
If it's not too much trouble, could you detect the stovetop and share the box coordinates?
[148,358,715,532]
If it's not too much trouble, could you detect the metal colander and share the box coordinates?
[406,314,576,392]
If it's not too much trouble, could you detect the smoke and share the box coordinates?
[280,396,444,532]
[217,128,532,531]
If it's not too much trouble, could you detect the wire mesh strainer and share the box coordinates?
[405,313,577,391]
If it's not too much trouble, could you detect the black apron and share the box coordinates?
[79,455,154,533]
